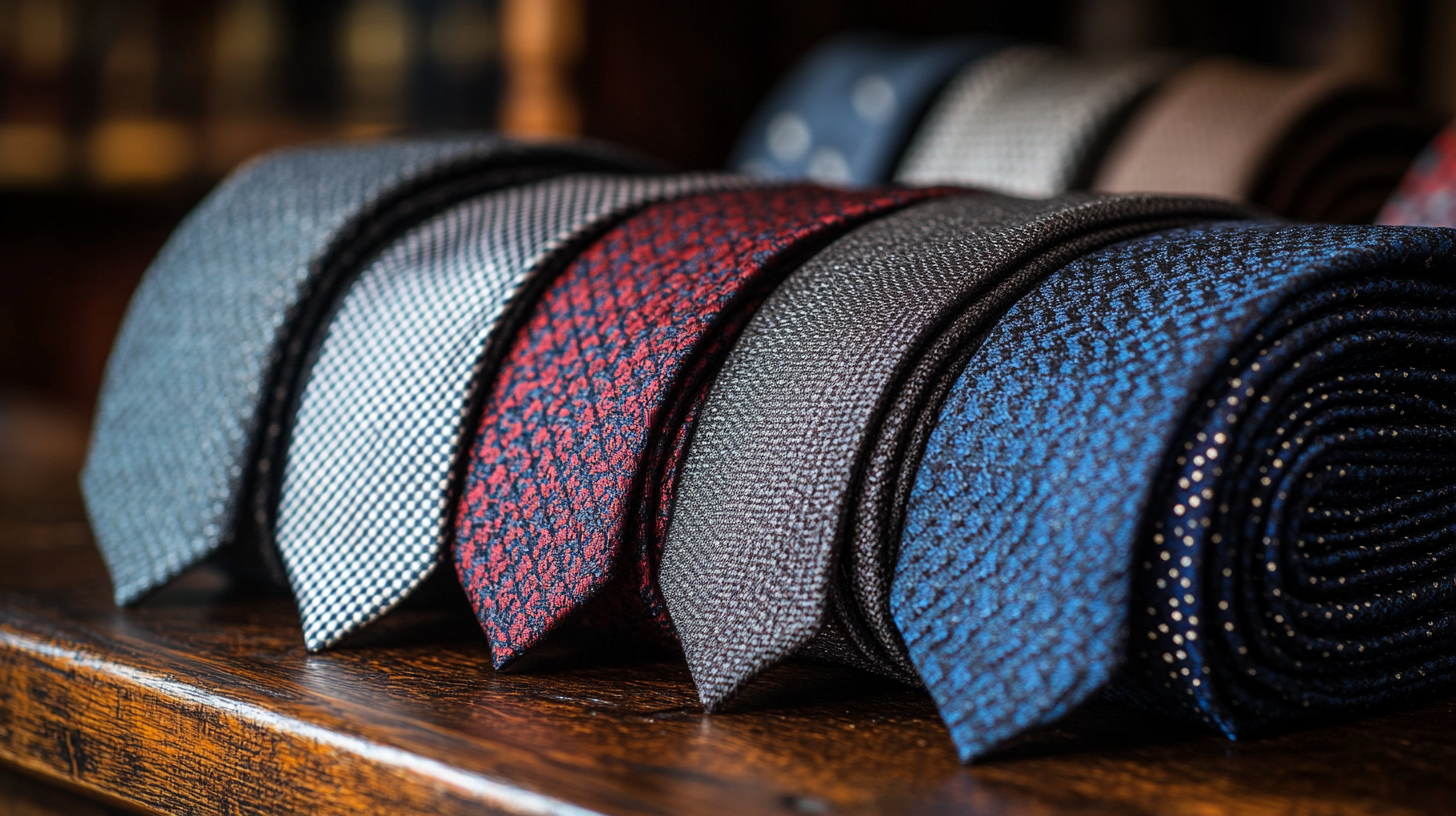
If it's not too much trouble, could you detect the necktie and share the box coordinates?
[893,47,1176,197]
[894,222,1456,761]
[277,172,750,651]
[730,33,999,185]
[83,137,637,605]
[662,193,1250,708]
[1093,58,1432,223]
[1378,122,1456,227]
[454,184,943,667]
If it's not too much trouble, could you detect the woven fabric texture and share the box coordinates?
[1093,58,1432,223]
[894,47,1175,197]
[896,221,1456,761]
[277,172,750,651]
[83,137,637,605]
[455,184,943,668]
[731,33,999,185]
[661,192,1252,709]
[1378,123,1456,227]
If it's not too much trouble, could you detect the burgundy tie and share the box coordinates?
[454,184,947,666]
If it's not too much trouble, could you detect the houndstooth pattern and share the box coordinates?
[895,47,1175,197]
[278,172,748,651]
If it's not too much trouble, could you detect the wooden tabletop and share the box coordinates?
[2,402,1456,816]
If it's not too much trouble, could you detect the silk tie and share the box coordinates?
[1378,122,1456,227]
[895,222,1456,761]
[83,137,637,605]
[1094,58,1432,223]
[277,172,750,651]
[454,184,944,667]
[731,33,999,185]
[662,193,1251,708]
[893,47,1175,197]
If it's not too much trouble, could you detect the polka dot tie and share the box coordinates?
[82,138,636,606]
[454,184,945,667]
[730,33,1000,185]
[894,222,1456,760]
[276,173,751,651]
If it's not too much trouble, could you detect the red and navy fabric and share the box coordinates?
[454,184,944,667]
[1378,124,1456,227]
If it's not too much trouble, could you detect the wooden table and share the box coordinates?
[2,407,1456,815]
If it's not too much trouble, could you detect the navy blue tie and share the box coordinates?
[730,32,999,186]
[894,222,1456,760]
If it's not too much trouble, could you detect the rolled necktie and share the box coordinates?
[1378,123,1456,227]
[894,222,1456,761]
[454,184,945,667]
[84,137,637,604]
[730,32,999,185]
[893,46,1176,197]
[1094,58,1433,223]
[662,193,1251,707]
[278,172,751,651]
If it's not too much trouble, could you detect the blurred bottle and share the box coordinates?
[339,0,417,130]
[500,0,581,136]
[412,0,500,128]
[0,0,78,185]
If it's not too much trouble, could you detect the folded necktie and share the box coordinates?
[1094,58,1432,223]
[893,46,1175,197]
[894,221,1456,760]
[1378,122,1456,227]
[662,193,1250,706]
[84,137,637,604]
[454,184,945,667]
[277,172,751,650]
[730,33,999,185]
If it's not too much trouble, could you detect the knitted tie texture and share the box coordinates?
[662,193,1251,710]
[894,222,1456,762]
[1378,124,1456,227]
[83,137,634,604]
[277,173,749,651]
[454,184,942,667]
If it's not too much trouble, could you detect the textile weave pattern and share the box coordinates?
[894,221,1456,761]
[455,185,941,667]
[1378,125,1456,227]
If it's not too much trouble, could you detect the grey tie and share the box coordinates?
[277,172,750,650]
[83,137,639,605]
[894,47,1176,197]
[661,192,1251,708]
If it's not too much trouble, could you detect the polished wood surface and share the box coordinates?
[2,406,1456,816]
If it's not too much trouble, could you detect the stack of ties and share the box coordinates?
[81,32,1456,763]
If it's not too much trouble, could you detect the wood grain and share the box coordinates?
[1,467,1456,814]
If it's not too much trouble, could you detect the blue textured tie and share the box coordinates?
[730,32,1000,186]
[894,222,1456,761]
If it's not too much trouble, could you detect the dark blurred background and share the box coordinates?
[0,0,1451,432]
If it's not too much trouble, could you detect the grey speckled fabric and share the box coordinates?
[661,192,1254,708]
[84,136,640,605]
[894,47,1178,197]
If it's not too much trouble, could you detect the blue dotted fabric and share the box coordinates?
[730,33,1001,186]
[892,221,1456,761]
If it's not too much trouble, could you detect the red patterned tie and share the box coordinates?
[454,184,946,667]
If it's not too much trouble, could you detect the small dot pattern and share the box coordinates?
[730,32,997,185]
[894,221,1456,762]
[278,173,750,652]
[454,184,943,669]
[82,137,630,606]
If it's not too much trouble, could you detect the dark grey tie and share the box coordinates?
[83,137,638,604]
[661,192,1251,707]
[276,172,750,650]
